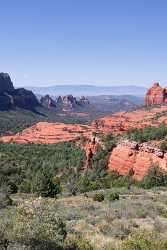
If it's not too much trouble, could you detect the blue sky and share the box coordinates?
[0,0,167,87]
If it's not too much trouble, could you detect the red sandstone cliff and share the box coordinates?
[108,140,167,180]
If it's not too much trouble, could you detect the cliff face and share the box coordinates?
[0,73,39,110]
[108,140,167,180]
[144,82,167,106]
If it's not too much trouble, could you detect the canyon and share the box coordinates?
[1,79,167,180]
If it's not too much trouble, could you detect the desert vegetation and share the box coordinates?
[1,127,167,249]
[125,123,167,143]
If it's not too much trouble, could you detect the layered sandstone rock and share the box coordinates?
[92,105,167,135]
[108,140,167,180]
[144,82,167,106]
[0,122,91,144]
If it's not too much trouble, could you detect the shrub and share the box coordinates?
[0,193,13,208]
[0,200,67,250]
[126,123,167,143]
[119,230,167,250]
[93,192,104,202]
[77,175,101,193]
[108,192,119,201]
[19,180,32,193]
[32,171,62,198]
[65,235,93,250]
[102,133,116,152]
[139,164,167,189]
[7,181,18,194]
[160,140,167,152]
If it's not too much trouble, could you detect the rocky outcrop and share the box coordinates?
[61,95,77,111]
[0,122,91,144]
[84,138,98,169]
[40,95,56,108]
[55,95,89,111]
[108,140,167,180]
[92,105,167,135]
[0,72,39,110]
[144,82,167,106]
[0,73,14,93]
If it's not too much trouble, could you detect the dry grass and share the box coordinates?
[3,186,167,249]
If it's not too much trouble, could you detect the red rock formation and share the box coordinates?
[92,105,167,135]
[84,138,98,169]
[144,82,167,106]
[108,140,167,180]
[0,122,91,144]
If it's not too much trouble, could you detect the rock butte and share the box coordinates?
[108,140,167,180]
[144,82,167,106]
[0,122,91,144]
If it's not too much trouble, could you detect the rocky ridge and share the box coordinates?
[40,94,90,111]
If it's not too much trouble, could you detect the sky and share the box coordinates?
[0,0,167,87]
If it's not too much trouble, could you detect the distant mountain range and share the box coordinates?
[27,85,147,97]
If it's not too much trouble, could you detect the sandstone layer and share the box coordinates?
[92,105,167,134]
[108,140,167,180]
[0,122,91,144]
